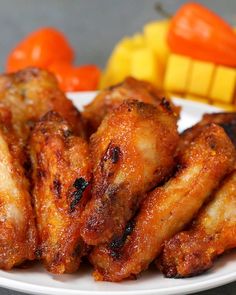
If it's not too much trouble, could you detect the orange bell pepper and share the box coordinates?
[168,2,236,67]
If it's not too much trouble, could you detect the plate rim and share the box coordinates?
[1,263,236,295]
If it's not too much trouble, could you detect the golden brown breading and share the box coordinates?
[178,112,236,156]
[29,111,91,274]
[0,104,25,166]
[90,124,235,282]
[0,107,37,269]
[80,99,179,246]
[83,77,179,134]
[159,170,236,278]
[0,67,84,145]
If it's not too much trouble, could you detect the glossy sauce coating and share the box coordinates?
[0,67,85,145]
[90,124,235,281]
[80,99,179,245]
[159,170,236,277]
[0,106,37,269]
[29,111,91,273]
[83,77,178,134]
[178,112,236,157]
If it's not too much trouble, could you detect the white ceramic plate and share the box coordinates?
[1,92,236,295]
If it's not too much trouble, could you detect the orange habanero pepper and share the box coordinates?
[6,27,74,72]
[49,62,101,92]
[168,2,236,67]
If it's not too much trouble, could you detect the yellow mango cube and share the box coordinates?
[144,20,170,67]
[164,54,192,93]
[185,94,209,105]
[187,61,215,97]
[209,66,236,104]
[105,37,134,85]
[104,35,148,88]
[212,102,236,111]
[99,71,108,89]
[130,48,162,88]
[131,33,146,48]
[99,70,115,89]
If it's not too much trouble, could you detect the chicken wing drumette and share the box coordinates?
[159,170,236,278]
[178,112,236,156]
[90,124,235,281]
[0,106,37,269]
[0,67,84,145]
[29,111,91,273]
[83,77,178,134]
[80,99,179,245]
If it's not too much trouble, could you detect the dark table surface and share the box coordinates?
[0,0,236,294]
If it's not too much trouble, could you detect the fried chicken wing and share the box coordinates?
[83,77,178,134]
[90,124,235,281]
[159,170,236,278]
[0,106,37,269]
[29,111,91,273]
[179,112,236,156]
[80,99,179,245]
[0,67,84,145]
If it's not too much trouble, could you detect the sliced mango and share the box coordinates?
[187,61,215,97]
[209,66,236,104]
[185,94,209,104]
[102,35,148,88]
[130,48,162,88]
[101,20,236,104]
[99,70,115,90]
[164,54,192,93]
[144,20,170,68]
[132,33,146,47]
[212,102,236,111]
[104,37,134,86]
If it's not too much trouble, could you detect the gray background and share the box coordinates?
[0,0,236,294]
[1,0,236,71]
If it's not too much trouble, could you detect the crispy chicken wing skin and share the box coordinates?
[0,105,25,166]
[0,107,37,269]
[159,170,236,278]
[29,111,91,273]
[0,67,84,144]
[179,113,236,156]
[80,99,179,245]
[83,77,178,134]
[90,124,235,281]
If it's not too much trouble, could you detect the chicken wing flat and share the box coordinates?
[0,67,84,145]
[83,77,179,134]
[90,124,235,281]
[178,112,236,156]
[159,170,236,278]
[29,111,91,273]
[80,99,179,245]
[0,106,37,269]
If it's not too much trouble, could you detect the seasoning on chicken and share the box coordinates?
[178,112,236,156]
[29,111,91,274]
[90,124,235,281]
[0,106,37,269]
[83,77,179,134]
[159,170,236,278]
[0,67,85,145]
[80,99,179,245]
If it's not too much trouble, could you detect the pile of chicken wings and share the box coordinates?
[1,67,236,281]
